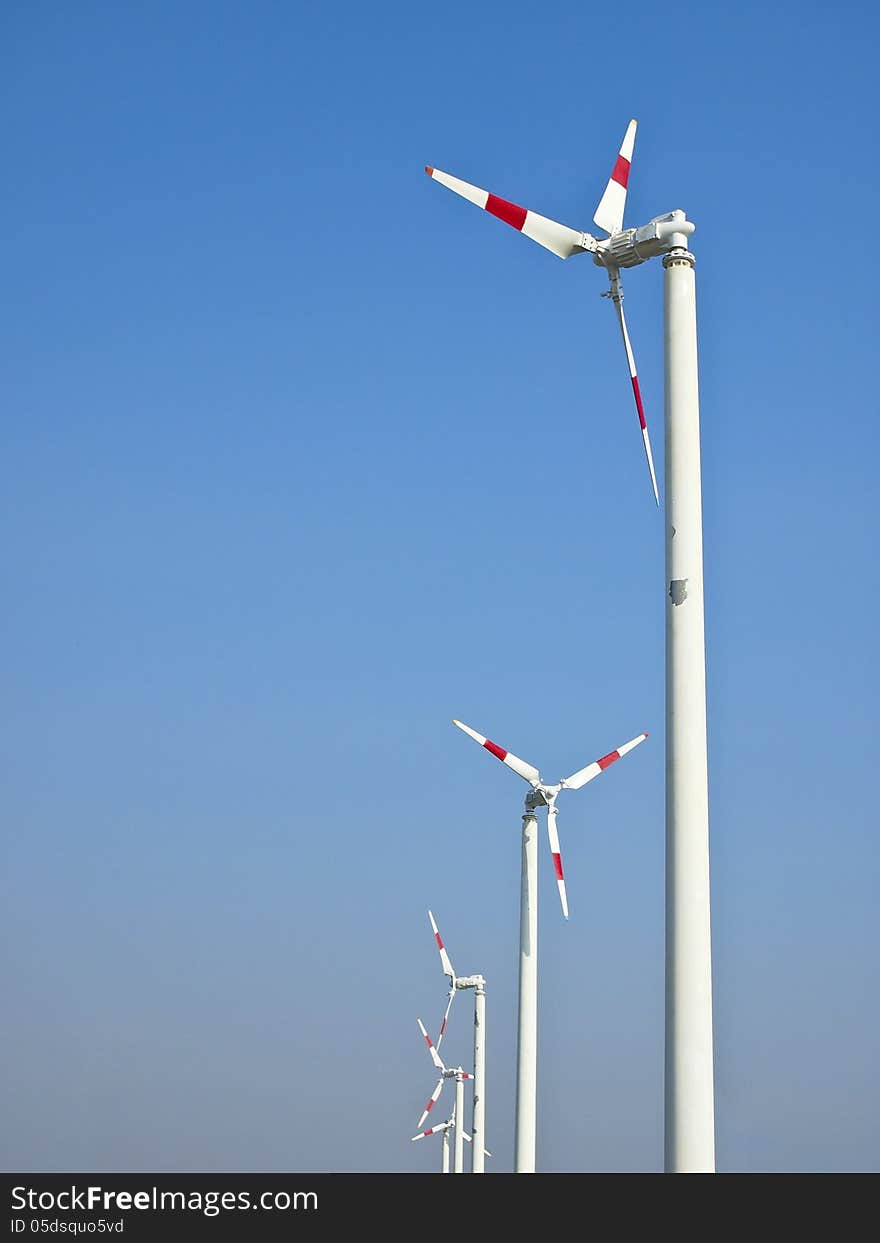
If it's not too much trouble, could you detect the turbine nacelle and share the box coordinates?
[454,974,484,990]
[525,784,563,807]
[593,211,696,270]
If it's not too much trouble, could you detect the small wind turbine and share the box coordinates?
[426,909,487,1172]
[415,1019,474,1174]
[427,120,716,1173]
[452,718,647,1171]
[411,1112,455,1174]
[411,1109,491,1174]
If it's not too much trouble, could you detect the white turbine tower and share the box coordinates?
[427,121,715,1173]
[426,910,487,1172]
[452,719,647,1172]
[415,1019,474,1174]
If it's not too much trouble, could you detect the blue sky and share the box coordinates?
[3,0,877,1172]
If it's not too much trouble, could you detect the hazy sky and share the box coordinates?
[3,0,877,1173]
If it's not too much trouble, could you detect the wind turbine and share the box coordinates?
[427,121,715,1173]
[411,1109,491,1174]
[415,1019,473,1174]
[452,719,647,1172]
[412,1113,455,1174]
[426,909,487,1172]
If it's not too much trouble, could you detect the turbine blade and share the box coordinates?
[411,1120,453,1141]
[452,719,541,784]
[428,909,455,981]
[417,1018,445,1072]
[436,988,455,1052]
[593,119,637,235]
[417,1076,446,1128]
[561,732,649,791]
[547,804,569,919]
[610,288,660,505]
[425,166,591,260]
[460,1135,492,1156]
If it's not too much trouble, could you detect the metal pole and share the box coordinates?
[442,1124,450,1174]
[471,979,486,1173]
[514,809,538,1172]
[454,1075,465,1173]
[663,248,716,1173]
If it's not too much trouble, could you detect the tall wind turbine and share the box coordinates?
[426,910,487,1172]
[427,121,715,1173]
[452,720,647,1172]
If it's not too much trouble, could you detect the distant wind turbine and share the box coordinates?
[452,719,647,1172]
[415,1019,473,1174]
[426,909,487,1172]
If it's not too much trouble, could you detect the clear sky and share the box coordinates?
[3,0,877,1173]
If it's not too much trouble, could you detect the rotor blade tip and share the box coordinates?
[425,165,434,176]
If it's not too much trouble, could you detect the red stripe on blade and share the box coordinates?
[597,750,621,770]
[552,853,564,880]
[612,155,630,188]
[483,739,508,763]
[435,932,444,950]
[485,194,527,231]
[631,376,647,430]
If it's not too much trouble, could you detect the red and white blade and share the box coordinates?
[411,1119,453,1141]
[561,732,648,791]
[417,1076,446,1128]
[593,119,637,236]
[436,988,455,1052]
[417,1017,445,1071]
[453,719,540,784]
[546,804,569,919]
[428,909,455,981]
[425,167,588,260]
[611,294,659,505]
